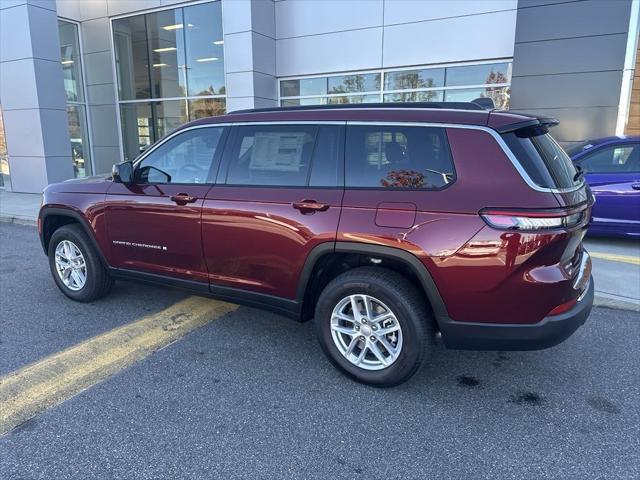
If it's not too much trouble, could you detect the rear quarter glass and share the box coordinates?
[502,126,579,190]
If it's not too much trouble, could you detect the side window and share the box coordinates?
[345,125,455,189]
[137,127,223,184]
[226,125,316,186]
[578,145,640,173]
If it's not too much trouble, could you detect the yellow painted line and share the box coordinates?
[590,252,640,266]
[0,296,237,435]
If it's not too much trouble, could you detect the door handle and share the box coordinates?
[632,183,640,190]
[292,200,330,214]
[170,193,198,205]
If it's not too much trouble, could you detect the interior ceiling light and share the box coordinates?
[152,63,168,67]
[213,40,224,45]
[196,57,219,62]
[162,23,193,30]
[153,47,177,53]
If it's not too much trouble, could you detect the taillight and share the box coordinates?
[480,208,585,231]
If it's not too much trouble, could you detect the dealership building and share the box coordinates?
[0,0,638,193]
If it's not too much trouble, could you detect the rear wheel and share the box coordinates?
[314,267,434,387]
[48,224,114,302]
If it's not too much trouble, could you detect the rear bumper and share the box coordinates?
[438,276,594,351]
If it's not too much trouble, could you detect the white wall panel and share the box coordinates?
[2,109,46,157]
[78,0,107,21]
[251,0,275,38]
[0,6,33,62]
[34,59,68,109]
[0,60,38,111]
[221,0,252,34]
[4,109,70,158]
[44,155,76,183]
[382,10,516,69]
[81,17,111,54]
[28,3,63,61]
[277,27,383,77]
[92,145,121,173]
[224,31,254,72]
[39,108,74,156]
[253,71,277,100]
[83,51,115,85]
[56,0,81,20]
[6,156,49,193]
[107,0,160,17]
[225,96,255,112]
[275,0,382,38]
[88,105,119,147]
[87,83,116,105]
[384,0,516,25]
[252,31,275,75]
[225,71,255,97]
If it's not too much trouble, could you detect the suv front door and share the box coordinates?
[105,125,227,282]
[202,123,344,302]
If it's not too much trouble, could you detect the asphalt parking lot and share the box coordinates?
[1,222,639,479]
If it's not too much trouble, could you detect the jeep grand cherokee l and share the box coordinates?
[39,103,594,387]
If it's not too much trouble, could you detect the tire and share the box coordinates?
[314,266,435,387]
[48,224,114,302]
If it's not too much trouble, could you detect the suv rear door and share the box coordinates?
[338,122,466,247]
[201,122,344,301]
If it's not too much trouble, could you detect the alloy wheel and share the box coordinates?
[54,240,87,291]
[330,294,403,371]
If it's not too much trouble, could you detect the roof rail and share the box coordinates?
[232,99,494,115]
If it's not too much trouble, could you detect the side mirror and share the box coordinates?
[137,165,172,184]
[112,161,133,183]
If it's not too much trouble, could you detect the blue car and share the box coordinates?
[567,135,640,238]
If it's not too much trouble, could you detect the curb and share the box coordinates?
[0,214,37,227]
[593,293,640,313]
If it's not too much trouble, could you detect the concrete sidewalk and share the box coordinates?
[0,189,41,226]
[1,189,638,311]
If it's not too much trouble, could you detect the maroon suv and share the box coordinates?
[39,103,594,386]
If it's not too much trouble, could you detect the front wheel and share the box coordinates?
[314,267,434,387]
[48,224,114,302]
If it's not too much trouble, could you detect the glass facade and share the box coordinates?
[280,61,512,109]
[113,1,226,162]
[59,20,91,177]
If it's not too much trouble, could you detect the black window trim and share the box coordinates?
[344,122,457,192]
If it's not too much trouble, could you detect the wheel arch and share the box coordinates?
[297,241,448,323]
[39,207,109,267]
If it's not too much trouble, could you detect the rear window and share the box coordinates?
[502,126,579,189]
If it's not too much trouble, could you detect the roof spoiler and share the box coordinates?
[495,114,560,134]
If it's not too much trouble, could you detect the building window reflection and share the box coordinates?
[113,1,226,162]
[59,20,92,178]
[280,61,512,110]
